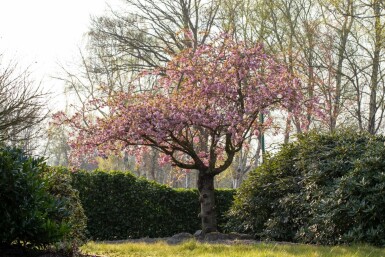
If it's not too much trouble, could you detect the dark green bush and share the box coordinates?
[0,147,68,248]
[227,130,385,246]
[45,166,87,252]
[71,170,235,240]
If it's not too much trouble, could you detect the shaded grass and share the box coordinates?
[81,240,385,257]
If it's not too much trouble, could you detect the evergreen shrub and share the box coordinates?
[0,147,85,251]
[227,130,385,246]
[45,166,87,253]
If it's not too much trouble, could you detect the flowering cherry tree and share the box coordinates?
[56,36,303,233]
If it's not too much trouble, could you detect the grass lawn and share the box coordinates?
[81,240,385,257]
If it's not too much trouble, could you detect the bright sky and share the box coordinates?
[0,0,120,108]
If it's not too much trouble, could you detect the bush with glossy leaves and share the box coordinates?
[227,130,385,246]
[0,147,67,248]
[45,166,87,254]
[0,147,86,254]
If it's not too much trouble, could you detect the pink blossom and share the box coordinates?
[54,34,306,173]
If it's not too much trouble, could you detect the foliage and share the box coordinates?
[45,166,87,253]
[0,147,67,248]
[71,169,235,240]
[56,34,303,233]
[57,35,302,171]
[226,143,300,241]
[81,240,385,257]
[227,130,385,246]
[0,147,87,254]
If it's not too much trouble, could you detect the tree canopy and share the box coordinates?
[56,35,304,232]
[57,35,303,171]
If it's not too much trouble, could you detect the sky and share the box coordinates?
[0,0,120,109]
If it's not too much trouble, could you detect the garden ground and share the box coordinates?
[81,240,385,257]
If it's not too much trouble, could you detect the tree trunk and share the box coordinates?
[197,172,217,233]
[368,0,381,134]
[283,114,291,144]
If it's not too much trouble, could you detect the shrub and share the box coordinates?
[0,147,87,255]
[45,166,87,253]
[0,147,68,248]
[227,130,385,246]
[71,170,235,240]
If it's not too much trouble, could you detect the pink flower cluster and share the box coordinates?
[55,35,303,173]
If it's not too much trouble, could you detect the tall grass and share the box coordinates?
[81,240,385,257]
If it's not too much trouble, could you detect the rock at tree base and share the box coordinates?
[193,230,203,238]
[204,232,254,241]
[171,233,194,240]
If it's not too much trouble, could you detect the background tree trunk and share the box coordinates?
[197,172,217,233]
[368,0,382,134]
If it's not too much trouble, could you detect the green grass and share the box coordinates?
[81,240,385,257]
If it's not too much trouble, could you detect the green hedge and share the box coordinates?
[227,130,385,246]
[71,170,234,240]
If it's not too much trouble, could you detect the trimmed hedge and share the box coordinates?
[227,130,385,246]
[71,170,234,240]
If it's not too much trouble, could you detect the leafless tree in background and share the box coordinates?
[0,55,48,152]
[88,0,220,71]
[45,123,71,166]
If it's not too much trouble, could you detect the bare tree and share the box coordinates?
[359,0,385,134]
[0,55,48,151]
[227,0,359,135]
[59,0,222,126]
[339,0,385,134]
[87,0,220,74]
[45,123,71,166]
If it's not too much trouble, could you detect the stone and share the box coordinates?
[228,232,254,240]
[166,232,194,244]
[171,232,194,240]
[205,232,229,241]
[193,230,204,238]
[201,232,254,241]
